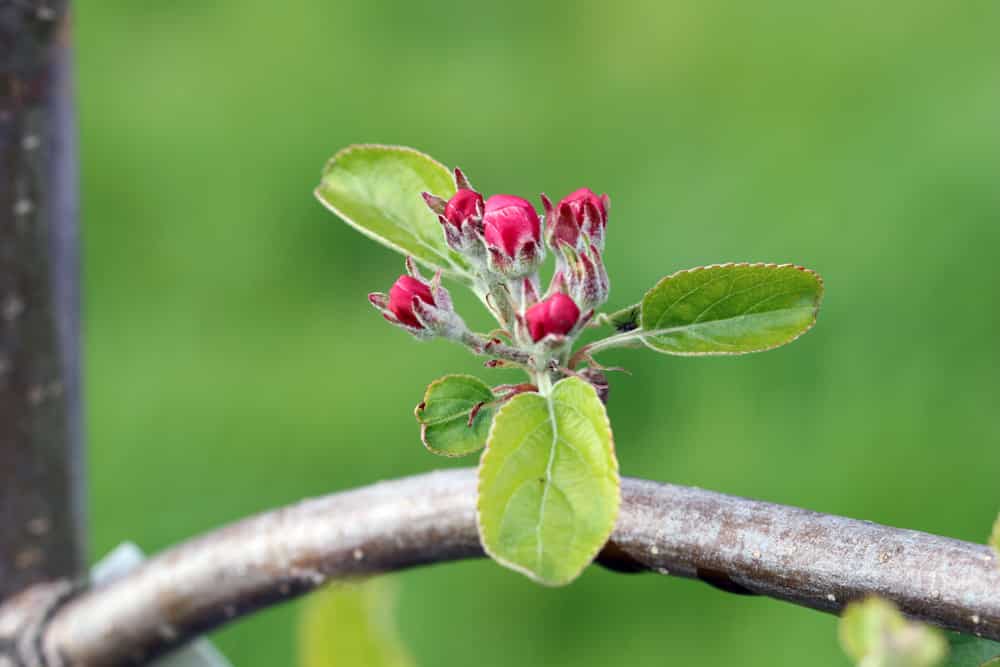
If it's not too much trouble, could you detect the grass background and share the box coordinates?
[76,1,1000,665]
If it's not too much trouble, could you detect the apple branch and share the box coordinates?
[1,468,996,666]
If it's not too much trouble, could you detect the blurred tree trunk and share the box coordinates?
[0,1,85,601]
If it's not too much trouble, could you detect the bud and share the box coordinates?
[388,275,434,329]
[553,242,610,311]
[544,188,610,252]
[370,262,466,338]
[423,168,486,258]
[524,292,581,343]
[483,194,544,277]
[443,189,484,229]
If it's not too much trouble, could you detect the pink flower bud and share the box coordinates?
[524,293,581,342]
[483,194,543,276]
[443,189,484,229]
[388,275,435,329]
[545,188,610,251]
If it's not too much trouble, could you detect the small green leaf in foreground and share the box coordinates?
[415,374,496,457]
[990,513,1000,566]
[942,632,1000,667]
[639,263,823,356]
[315,144,470,278]
[840,597,948,667]
[298,579,415,667]
[477,376,619,586]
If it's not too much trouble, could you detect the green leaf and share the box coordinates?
[839,597,948,667]
[943,633,1000,667]
[990,514,1000,565]
[314,144,470,278]
[477,376,619,586]
[298,579,415,667]
[636,263,823,356]
[415,375,496,457]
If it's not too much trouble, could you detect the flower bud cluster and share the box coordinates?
[371,167,613,394]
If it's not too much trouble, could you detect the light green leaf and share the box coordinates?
[943,633,1000,667]
[415,375,496,457]
[477,377,619,586]
[298,579,415,667]
[839,597,948,667]
[990,514,1000,566]
[637,263,823,356]
[314,144,470,278]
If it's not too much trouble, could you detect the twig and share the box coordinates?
[0,469,995,665]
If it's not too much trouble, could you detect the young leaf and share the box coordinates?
[415,375,496,457]
[942,633,1000,667]
[298,579,415,667]
[477,377,619,586]
[638,263,823,355]
[839,597,948,667]
[315,144,471,278]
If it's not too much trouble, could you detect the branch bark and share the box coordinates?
[0,469,994,665]
[0,0,85,603]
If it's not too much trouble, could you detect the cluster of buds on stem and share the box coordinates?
[373,167,613,394]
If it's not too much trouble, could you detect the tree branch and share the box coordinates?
[0,0,85,603]
[0,469,995,665]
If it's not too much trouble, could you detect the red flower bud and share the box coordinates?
[545,187,610,251]
[524,293,580,342]
[388,275,435,329]
[443,189,484,229]
[483,195,543,276]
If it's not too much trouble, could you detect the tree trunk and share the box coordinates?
[0,0,85,602]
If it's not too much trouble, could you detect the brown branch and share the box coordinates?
[0,469,995,665]
[0,0,85,603]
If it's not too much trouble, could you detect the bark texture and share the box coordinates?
[0,469,990,665]
[0,0,85,603]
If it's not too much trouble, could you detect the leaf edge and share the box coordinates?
[637,261,825,357]
[415,373,495,458]
[474,377,621,587]
[313,143,471,279]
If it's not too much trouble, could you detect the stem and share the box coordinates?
[535,371,553,395]
[1,469,995,665]
[460,332,532,366]
[569,330,642,368]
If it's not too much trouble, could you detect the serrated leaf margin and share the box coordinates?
[638,261,825,357]
[414,373,495,458]
[313,143,471,278]
[475,377,620,586]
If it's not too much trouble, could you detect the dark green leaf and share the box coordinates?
[415,375,496,457]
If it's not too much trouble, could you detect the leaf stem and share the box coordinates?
[568,330,644,368]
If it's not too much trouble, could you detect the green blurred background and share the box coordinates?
[75,1,1000,665]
